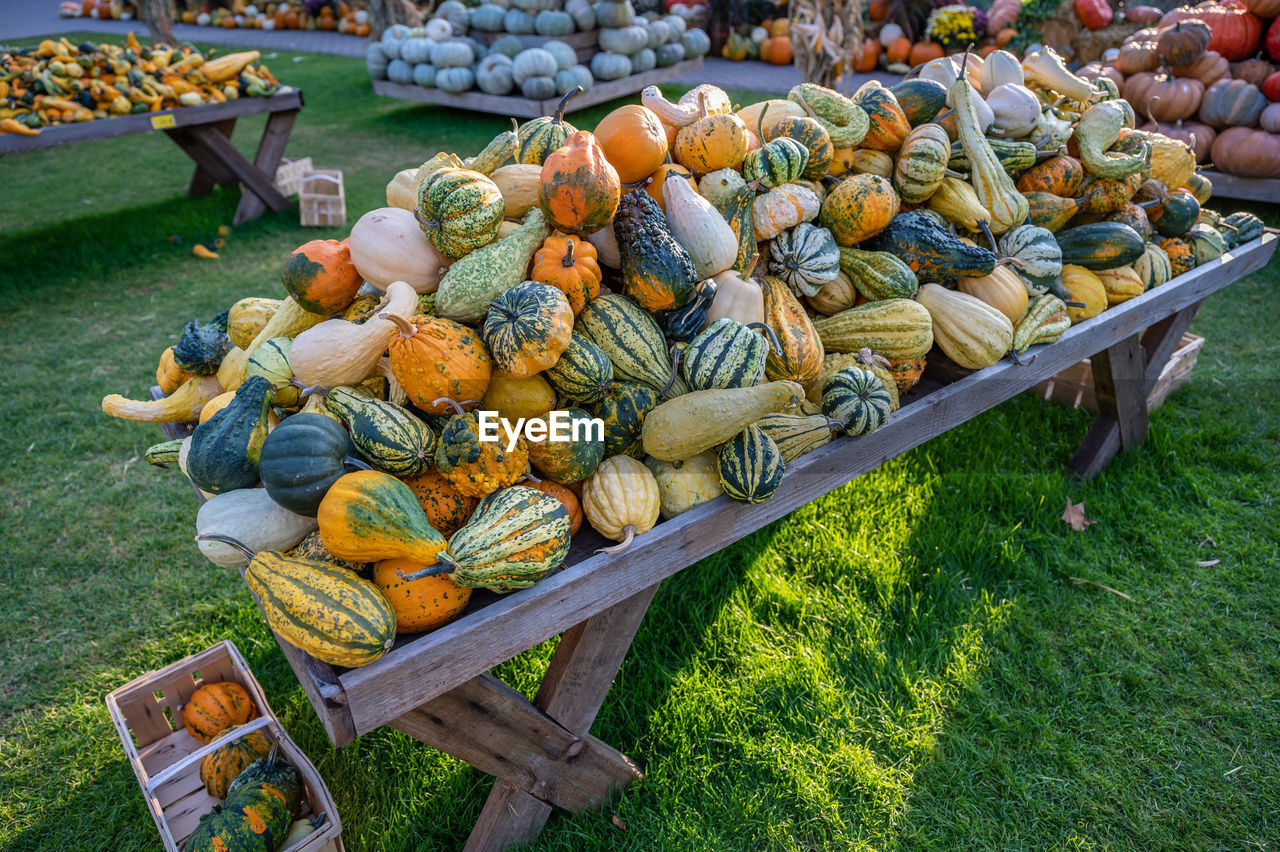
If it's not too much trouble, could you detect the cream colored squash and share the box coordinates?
[385,168,418,209]
[489,163,542,218]
[196,488,317,568]
[957,265,1030,323]
[736,99,807,137]
[979,49,1024,95]
[586,222,622,268]
[706,270,764,326]
[753,183,821,241]
[287,281,419,389]
[663,171,738,280]
[582,455,661,553]
[915,283,1013,369]
[645,452,724,519]
[348,207,452,294]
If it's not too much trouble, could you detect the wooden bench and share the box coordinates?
[0,89,304,225]
[156,232,1277,851]
[1200,170,1280,204]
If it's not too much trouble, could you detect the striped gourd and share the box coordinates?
[416,167,506,258]
[755,412,841,463]
[948,138,1037,173]
[326,387,437,477]
[576,294,688,397]
[767,223,840,296]
[760,274,824,387]
[244,551,396,668]
[681,318,773,390]
[245,337,300,407]
[547,332,613,404]
[437,485,570,592]
[838,248,918,301]
[998,225,1063,296]
[788,83,869,148]
[821,366,892,436]
[717,424,785,504]
[593,381,662,457]
[742,136,810,190]
[893,123,951,204]
[812,299,933,359]
[1012,294,1070,355]
[1131,242,1171,290]
[721,184,759,275]
[526,407,605,483]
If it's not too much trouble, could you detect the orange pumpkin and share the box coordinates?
[673,91,750,173]
[524,478,583,535]
[281,239,362,314]
[400,468,477,536]
[646,163,691,212]
[182,681,257,744]
[909,40,945,66]
[538,131,621,236]
[594,105,668,185]
[530,234,601,315]
[885,37,912,64]
[855,39,881,73]
[373,557,472,633]
[762,36,793,64]
[386,313,493,414]
[156,346,193,395]
[996,28,1018,47]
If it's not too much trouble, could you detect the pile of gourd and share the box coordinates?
[102,53,1265,672]
[367,0,709,98]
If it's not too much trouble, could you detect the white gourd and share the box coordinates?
[979,49,1025,95]
[915,283,1013,369]
[196,489,317,568]
[706,270,764,326]
[348,207,452,293]
[985,84,1041,138]
[288,281,419,388]
[662,173,737,279]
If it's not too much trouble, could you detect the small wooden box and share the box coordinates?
[1030,333,1205,413]
[106,640,344,852]
[274,156,314,197]
[299,169,346,227]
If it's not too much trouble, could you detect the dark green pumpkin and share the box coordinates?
[838,248,918,301]
[1220,211,1264,248]
[612,189,697,312]
[592,382,661,458]
[1154,190,1200,238]
[822,366,892,436]
[869,212,997,282]
[766,116,833,180]
[325,387,436,477]
[185,780,292,852]
[226,756,303,816]
[890,78,947,126]
[655,277,717,343]
[1055,222,1146,270]
[741,136,809,189]
[576,293,688,397]
[516,87,580,166]
[185,376,274,495]
[547,332,613,404]
[526,407,605,483]
[173,310,232,376]
[681,318,772,390]
[717,424,784,504]
[259,413,366,516]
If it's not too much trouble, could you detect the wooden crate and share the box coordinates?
[274,156,314,197]
[299,169,346,227]
[105,640,344,852]
[1030,333,1204,414]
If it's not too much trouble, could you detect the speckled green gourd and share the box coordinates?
[434,208,549,322]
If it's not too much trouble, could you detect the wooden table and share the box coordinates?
[1199,169,1280,203]
[158,233,1277,851]
[0,89,304,225]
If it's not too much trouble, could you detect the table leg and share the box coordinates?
[165,126,238,191]
[177,116,293,226]
[464,583,662,852]
[185,118,236,196]
[231,108,298,225]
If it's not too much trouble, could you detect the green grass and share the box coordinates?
[2,36,1278,852]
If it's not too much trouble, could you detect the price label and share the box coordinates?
[150,113,176,130]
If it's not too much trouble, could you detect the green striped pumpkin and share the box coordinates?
[516,88,579,166]
[893,123,950,204]
[998,225,1063,296]
[821,366,892,436]
[547,332,614,404]
[576,294,688,397]
[245,337,300,407]
[593,381,661,458]
[526,407,605,483]
[768,223,840,297]
[681,318,772,390]
[482,281,573,376]
[416,167,506,258]
[326,387,436,477]
[755,412,841,463]
[244,551,396,668]
[741,136,810,190]
[717,424,785,504]
[838,248,918,301]
[1131,242,1172,290]
[437,485,570,592]
[812,298,934,359]
[1187,224,1226,266]
[1220,211,1263,248]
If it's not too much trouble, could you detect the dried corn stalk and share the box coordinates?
[790,0,865,90]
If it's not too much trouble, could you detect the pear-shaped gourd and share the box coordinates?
[662,171,739,280]
[287,281,418,389]
[434,208,550,322]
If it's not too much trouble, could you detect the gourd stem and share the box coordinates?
[979,220,998,253]
[756,102,769,143]
[793,90,815,119]
[1008,348,1038,366]
[344,455,374,472]
[562,237,576,268]
[663,347,684,397]
[398,561,455,582]
[195,533,255,560]
[696,88,708,120]
[521,468,543,484]
[596,525,636,555]
[432,396,467,416]
[856,346,891,369]
[747,322,782,354]
[935,108,954,122]
[297,384,329,399]
[380,311,418,339]
[554,85,581,123]
[996,256,1026,268]
[944,168,968,180]
[825,416,845,435]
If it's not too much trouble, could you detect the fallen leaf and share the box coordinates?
[611,815,627,830]
[1062,499,1097,531]
[1196,559,1221,568]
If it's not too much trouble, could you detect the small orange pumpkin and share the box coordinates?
[281,239,362,314]
[855,39,881,73]
[909,40,945,66]
[538,130,621,236]
[156,346,193,395]
[594,104,668,185]
[400,468,477,536]
[182,681,257,744]
[524,478,583,535]
[885,36,912,64]
[530,234,601,315]
[673,91,750,174]
[373,557,472,633]
[386,313,493,415]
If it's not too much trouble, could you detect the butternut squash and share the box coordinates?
[288,281,418,389]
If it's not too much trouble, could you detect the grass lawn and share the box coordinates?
[2,36,1278,852]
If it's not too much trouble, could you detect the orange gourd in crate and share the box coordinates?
[181,681,257,743]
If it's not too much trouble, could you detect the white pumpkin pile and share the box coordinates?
[366,0,710,100]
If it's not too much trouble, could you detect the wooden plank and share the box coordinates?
[233,108,299,224]
[0,90,303,156]
[185,118,236,196]
[165,126,238,190]
[1091,334,1148,448]
[334,233,1276,736]
[386,673,640,813]
[272,630,358,748]
[370,58,705,117]
[184,123,291,215]
[465,584,662,852]
[1200,170,1280,203]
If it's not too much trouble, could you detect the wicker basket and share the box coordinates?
[274,157,314,197]
[105,640,344,852]
[299,169,346,227]
[1029,333,1204,414]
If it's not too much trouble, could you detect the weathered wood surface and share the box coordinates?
[327,233,1276,737]
[0,90,304,155]
[1200,169,1280,203]
[231,107,299,224]
[182,118,237,196]
[370,58,704,117]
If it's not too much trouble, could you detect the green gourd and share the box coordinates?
[185,376,274,495]
[434,208,549,322]
[576,294,688,397]
[642,381,805,461]
[593,382,662,458]
[185,780,292,852]
[680,318,775,390]
[838,248,918,301]
[547,332,614,404]
[717,424,785,504]
[821,366,892,436]
[869,212,997,281]
[755,412,842,463]
[258,413,367,517]
[326,387,437,477]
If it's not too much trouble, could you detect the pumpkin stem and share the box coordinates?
[696,88,708,120]
[554,85,582,123]
[935,107,954,122]
[431,396,468,416]
[825,416,845,435]
[195,533,255,560]
[596,525,636,555]
[343,455,374,472]
[297,384,329,399]
[792,90,815,119]
[398,561,456,582]
[856,346,891,370]
[756,101,769,142]
[521,468,543,484]
[747,321,782,354]
[380,311,418,339]
[561,237,576,268]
